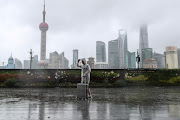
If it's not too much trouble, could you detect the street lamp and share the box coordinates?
[29,49,33,70]
[136,49,140,69]
[44,62,46,69]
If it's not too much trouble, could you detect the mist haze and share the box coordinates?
[0,0,180,66]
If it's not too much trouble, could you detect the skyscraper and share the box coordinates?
[118,29,128,68]
[72,49,78,69]
[24,60,30,69]
[139,24,149,67]
[96,41,106,62]
[108,30,127,69]
[108,40,120,69]
[6,54,15,69]
[15,58,23,69]
[32,55,38,69]
[48,51,59,69]
[87,57,95,69]
[39,0,48,60]
[141,48,153,68]
[153,52,165,68]
[59,52,69,69]
[23,55,38,69]
[48,51,69,69]
[165,46,178,69]
[126,51,136,68]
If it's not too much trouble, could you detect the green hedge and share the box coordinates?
[4,78,18,88]
[1,69,180,87]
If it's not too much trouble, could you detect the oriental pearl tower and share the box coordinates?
[38,0,49,68]
[39,0,48,60]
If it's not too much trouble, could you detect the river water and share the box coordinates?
[0,87,180,120]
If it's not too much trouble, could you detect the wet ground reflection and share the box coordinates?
[0,87,180,120]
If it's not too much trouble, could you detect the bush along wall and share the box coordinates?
[158,69,180,86]
[0,69,180,87]
[0,69,57,87]
[126,69,180,86]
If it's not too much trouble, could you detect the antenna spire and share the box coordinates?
[43,0,46,22]
[44,0,45,10]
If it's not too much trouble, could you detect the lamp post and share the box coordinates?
[44,62,45,69]
[29,49,33,70]
[136,49,140,69]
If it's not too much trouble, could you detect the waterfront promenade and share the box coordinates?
[0,87,180,120]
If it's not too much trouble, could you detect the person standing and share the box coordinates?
[77,58,92,98]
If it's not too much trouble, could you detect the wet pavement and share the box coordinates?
[0,87,180,120]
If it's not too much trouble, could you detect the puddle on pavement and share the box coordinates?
[0,87,180,120]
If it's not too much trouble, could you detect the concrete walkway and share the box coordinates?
[0,87,180,120]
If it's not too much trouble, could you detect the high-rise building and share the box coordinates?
[153,52,165,68]
[24,60,30,69]
[126,51,136,68]
[143,58,157,69]
[32,55,38,69]
[108,30,127,69]
[23,55,38,69]
[96,41,106,62]
[165,46,178,69]
[141,48,153,68]
[118,29,128,68]
[178,48,180,69]
[87,57,95,69]
[72,49,78,69]
[108,40,120,69]
[94,62,108,69]
[48,51,69,69]
[59,52,69,69]
[139,24,149,68]
[38,0,49,69]
[48,51,58,69]
[15,58,23,69]
[6,54,15,69]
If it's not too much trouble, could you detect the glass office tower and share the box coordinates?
[139,24,149,68]
[141,48,153,68]
[108,40,120,69]
[96,41,106,62]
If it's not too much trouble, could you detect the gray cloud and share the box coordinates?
[0,0,180,66]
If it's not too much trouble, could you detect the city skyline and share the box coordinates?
[0,0,180,66]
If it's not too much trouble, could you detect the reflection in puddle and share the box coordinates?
[1,87,180,120]
[77,100,91,120]
[169,105,180,118]
[1,100,180,120]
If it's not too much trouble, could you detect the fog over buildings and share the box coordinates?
[0,0,180,67]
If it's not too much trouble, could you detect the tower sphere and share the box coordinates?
[43,10,46,14]
[39,22,49,31]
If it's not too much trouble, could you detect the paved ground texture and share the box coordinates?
[0,87,180,120]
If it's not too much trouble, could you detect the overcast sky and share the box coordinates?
[0,0,180,66]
